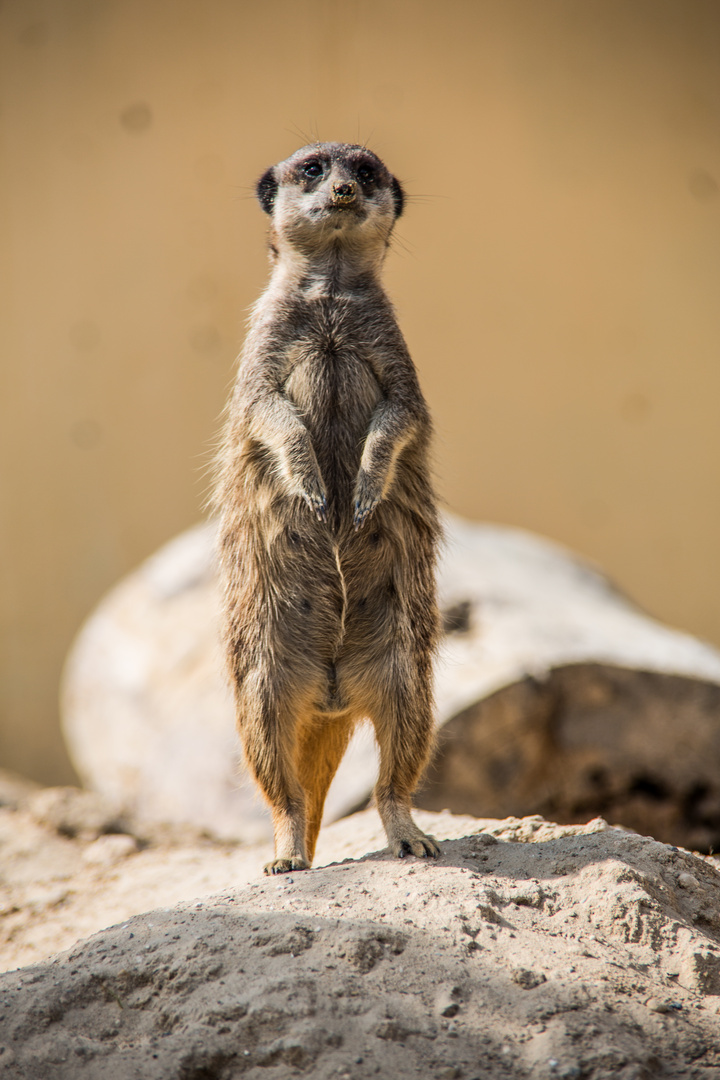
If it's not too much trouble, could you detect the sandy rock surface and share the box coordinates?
[2,784,720,1078]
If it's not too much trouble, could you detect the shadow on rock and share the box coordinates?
[3,817,720,1079]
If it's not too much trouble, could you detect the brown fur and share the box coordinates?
[213,143,441,873]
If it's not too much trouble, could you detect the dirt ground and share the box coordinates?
[2,778,720,1078]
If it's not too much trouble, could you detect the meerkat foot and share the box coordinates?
[396,834,441,859]
[263,856,311,875]
[388,830,441,860]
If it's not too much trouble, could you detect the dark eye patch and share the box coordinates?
[256,167,278,214]
[300,159,323,179]
[356,161,376,185]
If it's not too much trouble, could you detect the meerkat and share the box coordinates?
[214,142,441,874]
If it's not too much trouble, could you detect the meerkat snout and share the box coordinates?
[332,180,357,203]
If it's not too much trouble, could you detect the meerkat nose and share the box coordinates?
[332,181,356,203]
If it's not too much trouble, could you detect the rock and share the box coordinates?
[81,834,138,866]
[645,997,683,1015]
[60,524,264,843]
[511,967,546,989]
[61,515,720,848]
[2,807,720,1078]
[0,769,40,809]
[426,517,720,852]
[23,786,127,841]
[60,523,384,843]
[434,985,463,1017]
[680,947,720,995]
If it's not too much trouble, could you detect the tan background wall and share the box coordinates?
[1,0,719,784]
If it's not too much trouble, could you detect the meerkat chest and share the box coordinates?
[282,334,383,431]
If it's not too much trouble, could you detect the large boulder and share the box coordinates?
[423,517,720,851]
[60,522,376,843]
[61,516,720,848]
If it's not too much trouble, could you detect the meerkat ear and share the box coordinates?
[391,177,405,218]
[257,167,278,214]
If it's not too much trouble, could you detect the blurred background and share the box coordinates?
[1,0,719,786]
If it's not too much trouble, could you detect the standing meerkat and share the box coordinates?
[214,142,441,874]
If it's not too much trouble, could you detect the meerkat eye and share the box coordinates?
[301,160,323,179]
[356,163,375,184]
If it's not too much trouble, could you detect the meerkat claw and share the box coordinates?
[391,832,441,860]
[304,491,328,523]
[422,836,441,859]
[264,857,310,875]
[353,499,378,531]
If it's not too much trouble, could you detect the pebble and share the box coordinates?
[512,968,547,990]
[82,835,137,866]
[646,997,683,1014]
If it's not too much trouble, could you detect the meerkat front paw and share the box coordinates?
[264,856,311,875]
[353,471,382,530]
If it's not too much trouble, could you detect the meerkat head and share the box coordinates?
[256,143,404,268]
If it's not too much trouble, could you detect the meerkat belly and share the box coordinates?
[276,342,397,709]
[283,344,382,508]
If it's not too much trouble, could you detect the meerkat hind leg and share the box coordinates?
[238,684,312,875]
[265,797,310,875]
[371,699,440,861]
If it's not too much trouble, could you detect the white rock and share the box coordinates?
[61,515,720,847]
[82,834,138,866]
